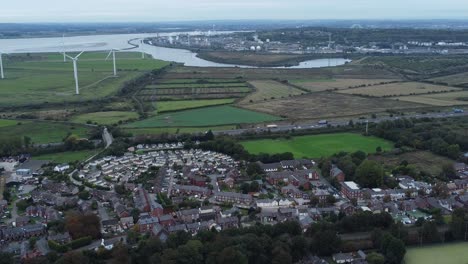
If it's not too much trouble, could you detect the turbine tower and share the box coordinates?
[0,52,5,79]
[106,48,120,77]
[140,40,145,59]
[65,51,84,95]
[62,34,67,62]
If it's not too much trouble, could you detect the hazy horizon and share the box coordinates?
[3,0,468,23]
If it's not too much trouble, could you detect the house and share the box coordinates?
[137,213,159,233]
[168,224,187,233]
[54,164,70,173]
[341,181,362,200]
[120,216,134,230]
[330,166,345,182]
[48,232,71,245]
[214,191,253,205]
[258,162,281,172]
[15,216,30,227]
[256,199,278,208]
[152,223,169,242]
[332,252,354,264]
[102,219,120,233]
[177,208,200,223]
[217,217,238,229]
[159,214,176,227]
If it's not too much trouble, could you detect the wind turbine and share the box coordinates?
[0,52,7,79]
[140,40,145,59]
[105,48,120,77]
[62,34,67,62]
[65,51,84,95]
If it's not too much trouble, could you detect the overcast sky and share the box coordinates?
[2,0,468,23]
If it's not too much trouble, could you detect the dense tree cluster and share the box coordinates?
[373,117,467,161]
[65,213,101,240]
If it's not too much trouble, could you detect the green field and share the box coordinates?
[71,111,139,125]
[157,79,242,84]
[241,133,394,158]
[154,99,235,113]
[405,242,468,264]
[0,121,90,144]
[32,149,102,163]
[124,105,280,128]
[0,119,20,128]
[0,52,169,106]
[125,125,236,135]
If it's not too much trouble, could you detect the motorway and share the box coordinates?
[213,111,468,136]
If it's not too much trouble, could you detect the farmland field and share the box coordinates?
[338,82,460,97]
[32,149,101,163]
[240,92,425,120]
[0,121,90,144]
[290,78,400,92]
[163,65,399,81]
[430,72,468,87]
[71,111,139,125]
[241,133,394,158]
[124,105,280,128]
[0,52,169,106]
[394,91,468,106]
[138,77,250,101]
[404,242,468,264]
[154,99,235,113]
[238,80,304,104]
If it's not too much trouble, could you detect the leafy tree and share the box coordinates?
[450,208,468,240]
[65,213,101,239]
[355,160,384,188]
[366,252,385,264]
[310,230,341,256]
[246,162,263,177]
[216,246,248,264]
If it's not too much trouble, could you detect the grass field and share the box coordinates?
[241,133,394,158]
[32,149,101,163]
[156,79,242,84]
[71,111,139,125]
[338,82,460,97]
[395,91,468,106]
[290,78,400,92]
[430,72,468,87]
[154,99,235,113]
[0,121,89,144]
[0,52,169,106]
[0,119,20,128]
[125,125,236,135]
[239,80,304,104]
[124,105,280,128]
[240,92,425,120]
[405,242,468,264]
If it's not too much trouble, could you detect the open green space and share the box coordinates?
[0,119,20,128]
[124,105,280,128]
[71,111,139,125]
[241,133,394,158]
[404,242,468,264]
[0,121,90,144]
[125,125,236,135]
[32,149,102,163]
[0,52,169,106]
[154,99,235,113]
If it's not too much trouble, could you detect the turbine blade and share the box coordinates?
[105,50,112,61]
[65,54,74,60]
[75,51,85,59]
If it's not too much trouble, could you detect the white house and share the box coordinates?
[54,164,70,173]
